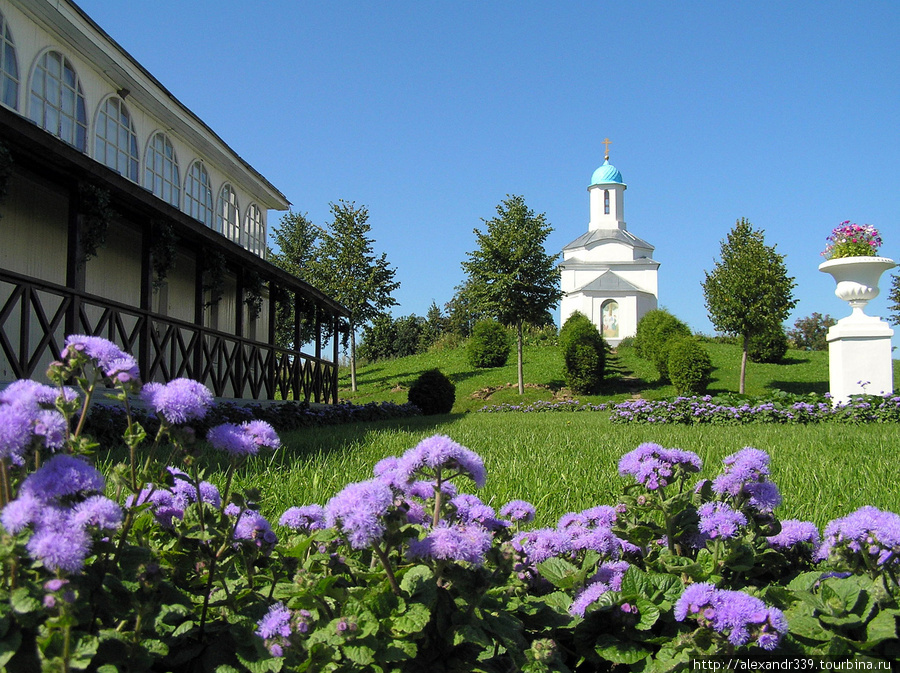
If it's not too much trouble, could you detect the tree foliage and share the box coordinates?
[461,195,562,393]
[787,312,836,351]
[888,273,900,327]
[702,218,797,393]
[268,211,321,350]
[309,201,399,390]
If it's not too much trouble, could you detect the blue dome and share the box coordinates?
[590,160,625,186]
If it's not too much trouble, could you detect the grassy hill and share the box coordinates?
[336,339,898,413]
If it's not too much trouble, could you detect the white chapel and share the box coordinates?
[559,144,659,346]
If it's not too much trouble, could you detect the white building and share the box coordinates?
[559,153,659,346]
[0,0,348,401]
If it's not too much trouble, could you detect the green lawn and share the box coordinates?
[218,341,900,535]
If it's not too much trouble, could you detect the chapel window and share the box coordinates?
[0,10,19,110]
[216,183,240,242]
[184,161,213,227]
[95,96,139,182]
[604,190,610,215]
[145,132,181,207]
[29,51,87,150]
[244,203,265,257]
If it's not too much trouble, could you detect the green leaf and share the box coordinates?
[786,614,832,642]
[537,557,579,589]
[390,602,431,636]
[343,643,376,666]
[593,634,652,665]
[865,609,898,646]
[379,639,417,662]
[620,565,652,597]
[634,597,661,631]
[10,588,40,614]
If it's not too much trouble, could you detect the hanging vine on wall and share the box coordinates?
[150,220,179,290]
[0,140,13,215]
[243,269,264,319]
[78,184,114,265]
[202,250,226,307]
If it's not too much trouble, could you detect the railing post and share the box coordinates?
[64,186,85,337]
[139,221,153,381]
[332,313,340,404]
[292,290,302,401]
[193,246,205,383]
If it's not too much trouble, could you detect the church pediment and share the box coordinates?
[562,228,655,253]
[573,270,647,294]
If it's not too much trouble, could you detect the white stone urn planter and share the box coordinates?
[818,256,895,318]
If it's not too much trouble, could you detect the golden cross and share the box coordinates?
[602,137,612,160]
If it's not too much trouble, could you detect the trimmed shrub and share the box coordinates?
[748,326,789,363]
[634,309,692,381]
[560,312,606,394]
[408,368,456,415]
[667,336,713,395]
[467,320,511,368]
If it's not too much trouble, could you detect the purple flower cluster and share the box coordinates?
[141,378,213,425]
[569,560,630,616]
[1,454,121,573]
[63,334,140,386]
[225,504,277,552]
[126,467,221,528]
[279,504,326,533]
[394,435,487,488]
[618,443,702,490]
[712,448,782,513]
[698,502,747,540]
[207,420,280,456]
[480,399,608,413]
[499,499,536,523]
[407,523,494,566]
[675,583,787,650]
[767,520,820,556]
[0,380,76,464]
[256,601,294,657]
[817,506,900,569]
[324,479,394,549]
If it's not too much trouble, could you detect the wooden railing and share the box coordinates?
[0,268,337,402]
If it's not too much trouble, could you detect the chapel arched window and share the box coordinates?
[145,132,181,207]
[95,96,139,182]
[184,161,213,227]
[29,51,87,150]
[0,10,19,109]
[244,203,264,257]
[604,190,610,215]
[216,183,240,242]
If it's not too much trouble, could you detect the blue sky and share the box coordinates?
[78,1,900,340]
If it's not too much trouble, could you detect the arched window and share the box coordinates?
[601,300,619,339]
[184,161,213,227]
[604,189,610,215]
[216,183,240,242]
[0,10,19,109]
[243,203,264,256]
[29,50,87,150]
[145,132,180,207]
[95,96,139,181]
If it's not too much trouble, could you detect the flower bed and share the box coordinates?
[481,391,900,425]
[0,337,898,670]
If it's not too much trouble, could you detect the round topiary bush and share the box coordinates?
[407,368,456,415]
[634,309,692,381]
[748,326,789,363]
[560,313,606,394]
[467,320,511,368]
[667,336,713,395]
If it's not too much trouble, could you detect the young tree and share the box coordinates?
[702,218,797,393]
[787,312,836,351]
[310,201,399,391]
[461,195,562,394]
[268,211,320,349]
[888,273,900,327]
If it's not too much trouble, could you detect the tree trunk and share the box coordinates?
[350,325,358,392]
[517,321,524,395]
[740,333,749,394]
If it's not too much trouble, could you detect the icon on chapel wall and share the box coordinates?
[602,300,619,339]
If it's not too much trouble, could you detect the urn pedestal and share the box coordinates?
[818,256,896,405]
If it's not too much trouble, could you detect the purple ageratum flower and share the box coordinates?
[618,443,702,490]
[744,481,782,513]
[569,561,631,615]
[407,479,457,500]
[712,447,771,498]
[33,410,68,451]
[817,506,900,568]
[63,335,140,385]
[325,478,394,549]
[70,495,123,531]
[499,499,536,523]
[570,527,622,557]
[233,509,278,551]
[257,601,293,639]
[698,502,747,540]
[207,420,280,456]
[0,380,73,408]
[26,523,92,574]
[450,494,506,530]
[675,584,787,650]
[407,523,494,566]
[397,435,487,488]
[373,456,406,490]
[140,378,213,424]
[570,580,613,617]
[512,528,571,565]
[279,504,326,532]
[19,454,105,502]
[0,401,36,465]
[767,520,820,553]
[1,491,43,533]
